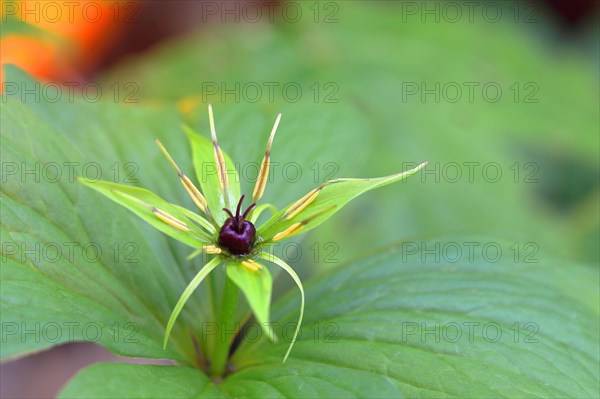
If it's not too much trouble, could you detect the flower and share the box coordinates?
[79,105,427,365]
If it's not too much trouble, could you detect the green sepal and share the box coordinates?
[183,124,241,224]
[78,178,212,246]
[226,259,275,342]
[258,162,427,242]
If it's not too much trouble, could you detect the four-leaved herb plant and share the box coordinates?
[79,105,427,375]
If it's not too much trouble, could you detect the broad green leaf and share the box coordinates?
[58,363,225,399]
[258,162,427,242]
[1,68,212,363]
[58,239,599,398]
[164,257,222,348]
[234,239,599,398]
[78,179,212,246]
[183,124,241,225]
[226,259,274,342]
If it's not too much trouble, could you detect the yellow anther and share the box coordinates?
[214,147,228,191]
[283,187,320,220]
[203,245,222,254]
[152,208,191,231]
[181,175,208,213]
[208,104,229,194]
[252,113,282,203]
[272,204,337,242]
[155,139,209,214]
[112,190,190,231]
[252,157,270,203]
[272,222,304,241]
[241,259,263,272]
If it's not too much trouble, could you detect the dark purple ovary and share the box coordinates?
[218,195,256,255]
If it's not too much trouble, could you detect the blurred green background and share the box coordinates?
[97,1,599,266]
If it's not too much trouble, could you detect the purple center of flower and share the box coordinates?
[218,195,256,255]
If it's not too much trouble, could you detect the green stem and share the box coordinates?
[209,274,239,376]
[206,270,218,355]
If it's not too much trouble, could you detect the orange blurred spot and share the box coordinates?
[1,0,135,88]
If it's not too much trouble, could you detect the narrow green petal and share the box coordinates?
[183,124,241,225]
[258,161,428,242]
[226,259,275,342]
[163,257,222,349]
[78,178,211,246]
[259,252,304,363]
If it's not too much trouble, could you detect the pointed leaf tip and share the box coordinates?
[259,161,427,241]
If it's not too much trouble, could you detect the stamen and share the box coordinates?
[283,187,320,220]
[252,113,282,204]
[272,223,303,241]
[208,104,230,205]
[241,259,263,272]
[203,245,222,254]
[152,208,191,231]
[273,205,336,241]
[180,175,209,214]
[113,190,192,232]
[155,139,209,214]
